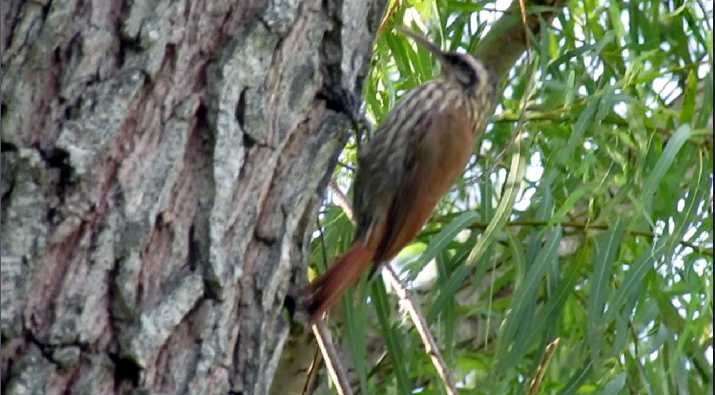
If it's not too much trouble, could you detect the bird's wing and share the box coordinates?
[371,102,475,270]
[352,85,434,240]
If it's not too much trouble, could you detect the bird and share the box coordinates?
[304,26,499,324]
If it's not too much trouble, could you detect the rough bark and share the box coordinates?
[1,0,386,394]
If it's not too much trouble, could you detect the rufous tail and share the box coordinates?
[304,241,376,324]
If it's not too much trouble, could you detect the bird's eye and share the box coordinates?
[443,54,480,87]
[457,65,478,87]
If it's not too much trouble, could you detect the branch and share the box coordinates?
[475,0,572,80]
[382,266,459,395]
[328,181,355,223]
[492,110,713,150]
[311,321,354,395]
[423,218,714,257]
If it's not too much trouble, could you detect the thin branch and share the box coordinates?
[306,216,352,394]
[467,127,520,187]
[475,0,571,80]
[382,265,459,395]
[301,346,322,395]
[377,0,399,35]
[422,218,714,256]
[328,181,355,223]
[312,321,354,395]
[492,108,712,150]
[337,161,356,172]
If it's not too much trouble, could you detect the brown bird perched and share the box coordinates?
[304,26,499,324]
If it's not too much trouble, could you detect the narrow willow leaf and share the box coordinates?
[695,74,713,129]
[679,70,698,125]
[555,358,593,395]
[610,274,642,359]
[564,70,576,106]
[608,3,626,40]
[441,257,457,368]
[664,150,708,258]
[604,238,666,323]
[628,2,643,58]
[497,226,562,372]
[472,177,498,302]
[601,372,627,395]
[505,228,527,295]
[587,218,626,372]
[466,134,527,267]
[551,38,611,70]
[539,22,550,75]
[524,175,555,273]
[425,233,477,322]
[444,0,488,13]
[652,287,714,383]
[532,241,591,340]
[560,99,598,164]
[480,178,496,233]
[372,279,411,394]
[344,285,370,393]
[408,211,480,282]
[545,180,600,228]
[426,233,497,323]
[641,124,692,213]
[385,32,414,81]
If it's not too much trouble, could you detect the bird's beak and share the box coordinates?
[394,26,447,62]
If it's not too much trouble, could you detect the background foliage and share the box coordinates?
[310,0,713,393]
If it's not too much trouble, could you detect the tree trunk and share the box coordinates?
[1,0,386,393]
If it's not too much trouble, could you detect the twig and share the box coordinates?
[301,346,322,395]
[337,161,357,173]
[312,321,354,395]
[421,218,714,257]
[491,110,712,150]
[382,265,459,395]
[527,338,560,395]
[328,181,355,223]
[307,217,352,394]
[466,130,520,186]
[377,0,400,34]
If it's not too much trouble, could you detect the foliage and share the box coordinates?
[311,0,713,393]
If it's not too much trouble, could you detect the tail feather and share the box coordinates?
[304,242,375,323]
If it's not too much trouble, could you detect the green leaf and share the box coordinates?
[679,70,698,125]
[555,357,593,395]
[559,99,598,164]
[601,372,627,395]
[466,135,528,268]
[407,210,480,282]
[344,284,370,393]
[641,124,693,214]
[497,226,562,372]
[372,279,411,394]
[587,218,626,372]
[604,238,666,324]
[545,180,600,228]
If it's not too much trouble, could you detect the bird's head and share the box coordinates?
[395,26,496,96]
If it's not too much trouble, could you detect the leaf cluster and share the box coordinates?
[311,1,713,394]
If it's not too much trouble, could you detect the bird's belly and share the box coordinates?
[426,137,474,200]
